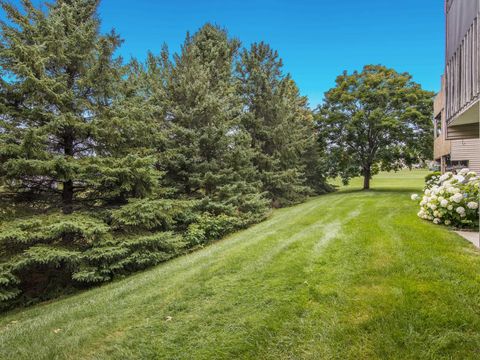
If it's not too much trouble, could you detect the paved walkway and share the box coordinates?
[455,231,480,248]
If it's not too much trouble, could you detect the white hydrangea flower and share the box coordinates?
[467,201,479,209]
[451,193,463,203]
[416,170,478,227]
[439,173,450,182]
[447,187,460,194]
[411,194,420,201]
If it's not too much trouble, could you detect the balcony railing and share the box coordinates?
[445,5,480,124]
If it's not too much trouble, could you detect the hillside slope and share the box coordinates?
[1,171,480,359]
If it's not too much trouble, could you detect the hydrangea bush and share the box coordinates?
[411,168,479,229]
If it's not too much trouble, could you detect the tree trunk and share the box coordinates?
[62,130,74,214]
[62,68,78,215]
[363,164,371,190]
[62,180,74,214]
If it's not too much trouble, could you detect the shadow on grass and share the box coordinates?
[335,188,419,195]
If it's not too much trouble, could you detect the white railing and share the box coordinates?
[445,13,480,124]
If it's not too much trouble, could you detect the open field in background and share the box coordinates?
[1,170,480,359]
[333,169,430,191]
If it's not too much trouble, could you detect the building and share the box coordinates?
[433,0,480,173]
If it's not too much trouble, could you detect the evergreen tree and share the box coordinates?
[281,79,331,195]
[237,42,325,206]
[0,0,170,307]
[0,7,327,308]
[0,0,159,214]
[162,24,268,221]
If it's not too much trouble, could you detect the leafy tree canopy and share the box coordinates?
[316,65,434,189]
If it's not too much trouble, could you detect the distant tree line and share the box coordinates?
[0,0,331,308]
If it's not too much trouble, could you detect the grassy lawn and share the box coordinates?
[1,170,480,359]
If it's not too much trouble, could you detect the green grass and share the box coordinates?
[2,170,480,359]
[332,168,430,191]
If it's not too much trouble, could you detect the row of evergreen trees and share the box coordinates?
[0,0,330,308]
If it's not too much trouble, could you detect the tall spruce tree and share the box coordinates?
[237,42,324,206]
[162,24,268,220]
[0,0,159,214]
[0,0,173,307]
[281,78,331,196]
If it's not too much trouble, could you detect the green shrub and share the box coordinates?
[0,212,187,309]
[424,171,441,189]
[110,199,198,232]
[185,214,242,245]
[0,194,272,310]
[73,232,186,284]
[0,214,110,254]
[0,197,268,310]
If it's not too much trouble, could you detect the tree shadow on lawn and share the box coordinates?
[336,188,419,195]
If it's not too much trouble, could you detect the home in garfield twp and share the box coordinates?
[433,0,480,173]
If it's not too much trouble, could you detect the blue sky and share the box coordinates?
[3,0,445,107]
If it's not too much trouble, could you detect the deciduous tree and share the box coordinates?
[317,65,434,190]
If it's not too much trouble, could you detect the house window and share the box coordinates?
[446,159,469,172]
[434,114,442,138]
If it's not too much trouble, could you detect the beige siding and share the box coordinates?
[433,77,444,117]
[451,138,480,172]
[434,136,451,158]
